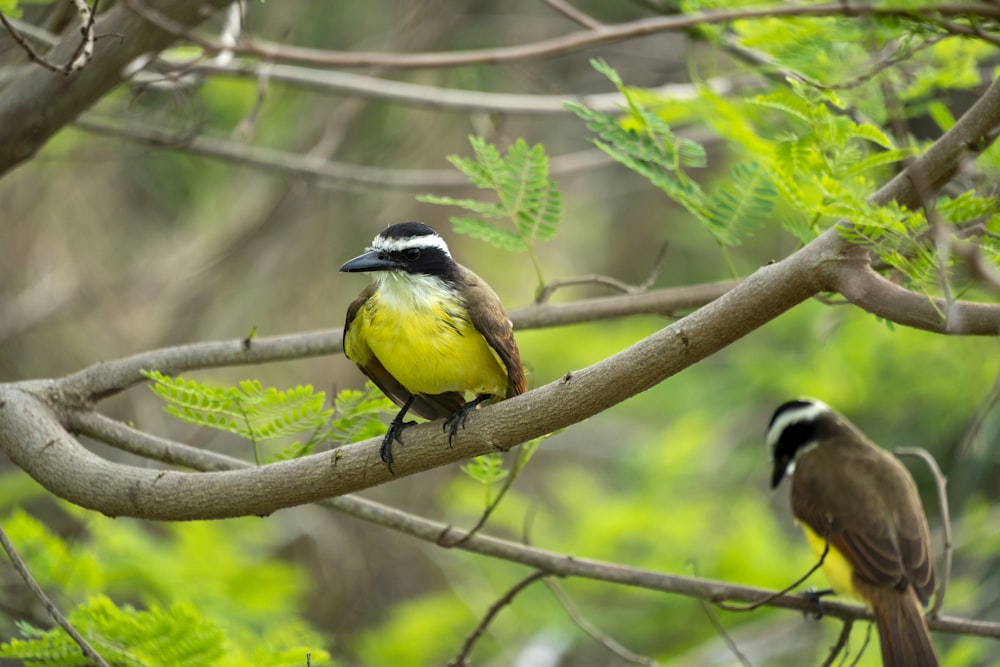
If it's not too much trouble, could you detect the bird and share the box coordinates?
[340,222,526,472]
[767,398,939,667]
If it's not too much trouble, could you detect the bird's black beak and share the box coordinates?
[770,455,790,489]
[340,250,397,273]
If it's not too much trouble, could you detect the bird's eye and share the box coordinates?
[403,248,421,261]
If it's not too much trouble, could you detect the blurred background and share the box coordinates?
[1,1,999,665]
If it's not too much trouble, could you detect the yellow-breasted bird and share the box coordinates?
[340,222,526,471]
[768,398,938,667]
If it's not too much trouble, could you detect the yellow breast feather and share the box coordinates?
[801,523,861,601]
[358,282,508,397]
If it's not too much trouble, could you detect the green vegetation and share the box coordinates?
[1,1,998,666]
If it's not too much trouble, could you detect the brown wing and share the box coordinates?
[457,264,527,397]
[792,434,935,598]
[344,284,466,420]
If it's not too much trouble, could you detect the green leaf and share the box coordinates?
[0,595,226,667]
[703,162,778,246]
[326,381,396,446]
[461,453,508,486]
[417,135,562,285]
[0,0,20,17]
[450,216,529,252]
[141,370,334,451]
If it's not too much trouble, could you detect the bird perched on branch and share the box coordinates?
[767,398,939,667]
[340,222,526,472]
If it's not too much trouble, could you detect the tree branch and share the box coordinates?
[0,0,233,175]
[125,3,1000,70]
[71,115,615,190]
[175,61,731,114]
[29,407,1000,642]
[3,65,1000,518]
[55,279,738,402]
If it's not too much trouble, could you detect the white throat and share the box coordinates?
[375,271,455,311]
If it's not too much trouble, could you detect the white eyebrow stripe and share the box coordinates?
[765,399,830,453]
[371,233,451,256]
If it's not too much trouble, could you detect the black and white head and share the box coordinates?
[339,222,459,284]
[766,399,839,489]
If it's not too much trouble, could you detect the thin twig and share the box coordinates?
[0,1,98,74]
[0,11,66,73]
[0,524,110,667]
[716,535,830,612]
[952,235,1000,292]
[67,0,98,72]
[545,579,659,666]
[448,570,550,667]
[689,560,752,667]
[894,447,952,618]
[819,619,854,667]
[535,241,669,303]
[438,443,538,548]
[72,115,615,190]
[541,0,604,29]
[123,2,1000,69]
[958,370,1000,456]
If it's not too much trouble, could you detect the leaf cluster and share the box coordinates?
[417,135,561,288]
[570,53,1000,292]
[569,59,777,252]
[141,371,394,462]
[0,509,333,666]
[0,596,225,667]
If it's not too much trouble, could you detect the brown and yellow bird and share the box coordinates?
[767,399,939,667]
[340,222,526,471]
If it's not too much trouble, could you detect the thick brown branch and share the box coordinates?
[1,231,830,520]
[9,73,1000,517]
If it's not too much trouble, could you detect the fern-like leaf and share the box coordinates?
[142,371,334,464]
[0,595,225,667]
[703,162,778,246]
[450,216,529,252]
[326,381,396,446]
[416,136,561,255]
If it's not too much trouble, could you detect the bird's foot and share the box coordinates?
[443,394,492,447]
[802,588,835,620]
[380,416,416,474]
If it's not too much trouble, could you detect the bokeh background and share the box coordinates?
[1,1,999,665]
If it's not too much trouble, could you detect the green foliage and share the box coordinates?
[569,59,776,254]
[417,135,561,288]
[354,593,477,667]
[141,372,394,462]
[142,370,331,463]
[461,437,542,506]
[580,52,999,292]
[0,596,226,667]
[0,509,332,666]
[0,510,104,597]
[325,382,395,447]
[461,452,508,487]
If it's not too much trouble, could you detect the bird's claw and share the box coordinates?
[802,588,834,620]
